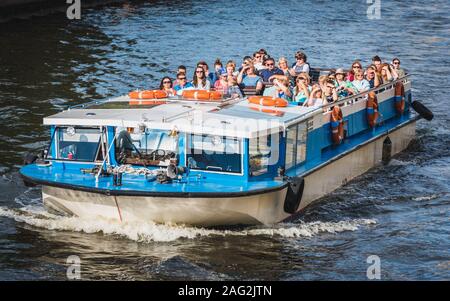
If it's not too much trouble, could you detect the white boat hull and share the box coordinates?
[42,120,416,226]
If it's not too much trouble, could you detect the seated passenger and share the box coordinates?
[263,76,292,101]
[334,68,354,97]
[352,71,370,93]
[192,66,211,90]
[380,63,395,83]
[391,57,405,77]
[159,76,175,96]
[253,51,265,71]
[318,74,329,91]
[173,65,187,86]
[214,58,223,73]
[227,77,243,98]
[197,61,217,87]
[238,56,254,73]
[278,56,296,84]
[292,51,310,74]
[292,73,311,105]
[178,65,187,75]
[305,84,324,107]
[323,79,338,104]
[260,57,284,82]
[214,68,229,94]
[237,63,263,94]
[372,55,382,73]
[365,65,380,88]
[173,73,194,95]
[346,61,362,81]
[226,60,239,78]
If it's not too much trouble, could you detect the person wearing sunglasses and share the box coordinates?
[292,73,311,105]
[253,50,266,71]
[214,68,229,94]
[346,61,363,82]
[192,67,211,90]
[391,57,405,78]
[352,71,370,94]
[292,51,310,74]
[159,76,175,96]
[174,72,194,95]
[260,57,284,82]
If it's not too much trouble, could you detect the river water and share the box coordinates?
[0,0,449,280]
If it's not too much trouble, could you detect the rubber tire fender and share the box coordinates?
[411,101,433,121]
[283,177,305,214]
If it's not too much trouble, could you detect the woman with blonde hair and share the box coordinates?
[292,73,311,105]
[278,57,296,77]
[306,84,324,107]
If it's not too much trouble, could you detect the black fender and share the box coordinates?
[411,101,433,121]
[283,177,305,214]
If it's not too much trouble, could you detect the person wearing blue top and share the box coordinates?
[259,57,284,82]
[237,63,263,94]
[263,76,292,101]
[173,72,194,95]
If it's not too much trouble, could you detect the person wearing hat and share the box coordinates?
[334,68,355,98]
[214,68,230,94]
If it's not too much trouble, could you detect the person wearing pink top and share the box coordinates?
[214,68,229,94]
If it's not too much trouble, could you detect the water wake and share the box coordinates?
[0,206,376,243]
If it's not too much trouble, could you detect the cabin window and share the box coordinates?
[285,122,307,169]
[186,134,242,173]
[56,127,102,161]
[115,127,178,166]
[249,133,280,176]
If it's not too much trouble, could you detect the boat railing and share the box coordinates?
[321,74,410,111]
[283,74,411,127]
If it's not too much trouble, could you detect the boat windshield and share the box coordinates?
[53,127,103,162]
[186,134,242,173]
[115,127,178,166]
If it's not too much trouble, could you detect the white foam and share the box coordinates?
[412,194,440,201]
[0,206,376,243]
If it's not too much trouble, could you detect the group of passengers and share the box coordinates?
[158,49,406,108]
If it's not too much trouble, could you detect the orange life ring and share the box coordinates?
[181,90,223,101]
[129,100,167,105]
[330,106,344,145]
[394,82,405,114]
[249,106,285,117]
[248,96,288,107]
[367,91,379,128]
[128,90,168,99]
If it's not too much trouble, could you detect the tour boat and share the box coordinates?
[20,74,433,226]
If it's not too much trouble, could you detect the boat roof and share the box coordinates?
[44,95,319,138]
